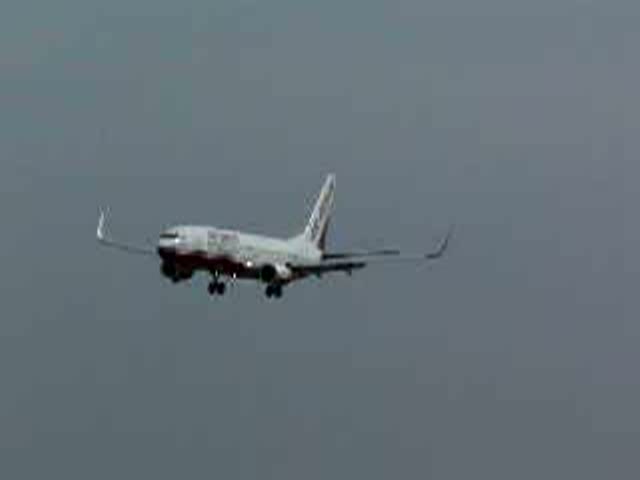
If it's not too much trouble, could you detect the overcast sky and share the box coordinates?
[0,0,633,478]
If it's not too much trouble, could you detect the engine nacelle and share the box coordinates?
[161,262,193,282]
[260,263,292,283]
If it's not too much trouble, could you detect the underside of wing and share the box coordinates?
[289,260,367,276]
[322,249,401,260]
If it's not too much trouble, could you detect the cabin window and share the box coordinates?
[160,233,180,240]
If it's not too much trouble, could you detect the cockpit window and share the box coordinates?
[160,232,180,240]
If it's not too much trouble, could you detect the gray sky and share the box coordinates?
[0,0,633,478]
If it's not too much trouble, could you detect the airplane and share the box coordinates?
[97,174,452,299]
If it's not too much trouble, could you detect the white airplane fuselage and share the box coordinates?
[157,226,322,284]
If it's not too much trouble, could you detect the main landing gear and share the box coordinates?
[208,280,226,296]
[265,284,283,299]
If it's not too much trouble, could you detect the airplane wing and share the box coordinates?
[322,249,401,260]
[96,210,156,256]
[291,227,453,276]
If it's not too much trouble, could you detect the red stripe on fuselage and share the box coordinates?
[158,248,259,280]
[157,248,309,283]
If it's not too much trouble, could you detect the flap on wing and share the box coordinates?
[289,261,367,275]
[322,249,400,260]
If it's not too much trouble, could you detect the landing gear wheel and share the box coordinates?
[265,284,283,299]
[208,281,227,296]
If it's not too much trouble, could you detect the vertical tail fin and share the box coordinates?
[302,174,336,250]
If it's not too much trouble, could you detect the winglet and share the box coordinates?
[426,226,454,260]
[97,209,107,242]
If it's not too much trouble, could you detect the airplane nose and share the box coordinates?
[158,232,182,258]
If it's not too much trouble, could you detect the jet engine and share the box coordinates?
[161,262,193,282]
[259,263,292,283]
